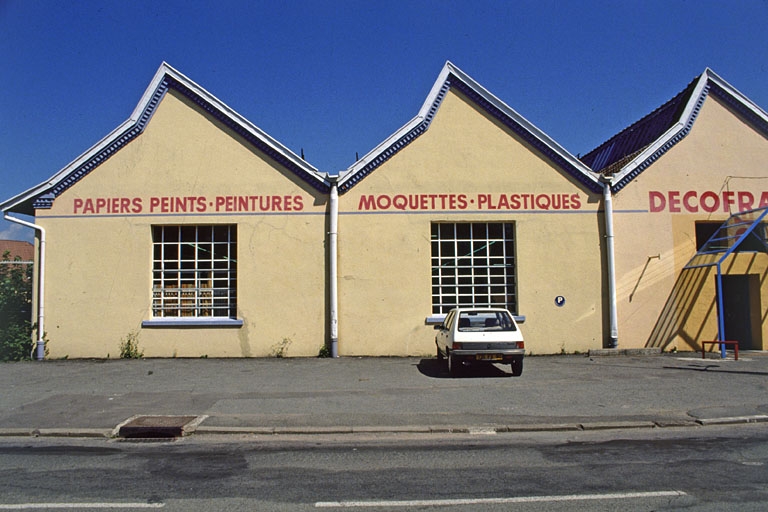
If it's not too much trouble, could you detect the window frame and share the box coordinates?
[430,222,518,315]
[142,224,242,328]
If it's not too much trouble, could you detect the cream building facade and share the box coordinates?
[3,62,766,358]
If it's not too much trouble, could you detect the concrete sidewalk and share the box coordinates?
[1,353,767,438]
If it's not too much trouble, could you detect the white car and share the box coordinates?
[435,307,525,377]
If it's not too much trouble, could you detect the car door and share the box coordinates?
[436,310,455,354]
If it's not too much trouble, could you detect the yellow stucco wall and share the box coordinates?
[611,95,768,351]
[28,77,768,359]
[36,90,328,358]
[337,90,605,356]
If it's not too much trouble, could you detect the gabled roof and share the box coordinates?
[337,61,602,194]
[582,68,768,193]
[1,63,331,215]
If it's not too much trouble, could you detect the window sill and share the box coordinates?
[142,318,243,328]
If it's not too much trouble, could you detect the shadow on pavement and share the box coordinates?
[417,358,512,379]
[662,363,768,377]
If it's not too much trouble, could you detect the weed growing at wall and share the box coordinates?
[270,337,292,358]
[119,330,144,359]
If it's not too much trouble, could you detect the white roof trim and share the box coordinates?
[608,68,768,188]
[338,61,600,191]
[0,117,138,213]
[607,72,709,185]
[157,63,324,182]
[445,62,597,180]
[2,62,328,214]
[705,67,768,122]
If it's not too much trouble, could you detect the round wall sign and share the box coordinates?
[555,296,566,307]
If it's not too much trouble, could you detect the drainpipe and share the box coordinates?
[3,213,46,360]
[601,177,619,348]
[329,181,339,357]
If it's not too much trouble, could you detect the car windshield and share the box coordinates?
[457,311,516,332]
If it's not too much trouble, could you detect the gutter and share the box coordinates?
[601,177,619,348]
[329,180,339,357]
[3,213,46,360]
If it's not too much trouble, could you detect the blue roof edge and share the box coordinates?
[2,63,331,215]
[337,62,602,195]
[604,69,768,194]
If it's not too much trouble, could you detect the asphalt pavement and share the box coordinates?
[1,352,767,438]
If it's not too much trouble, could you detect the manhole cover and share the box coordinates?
[118,415,200,439]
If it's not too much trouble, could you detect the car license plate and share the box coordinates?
[476,354,502,361]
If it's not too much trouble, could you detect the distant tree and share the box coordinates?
[0,250,33,361]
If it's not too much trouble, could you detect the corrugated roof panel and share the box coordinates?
[581,76,700,173]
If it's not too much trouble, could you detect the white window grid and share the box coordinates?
[431,222,517,314]
[152,225,237,318]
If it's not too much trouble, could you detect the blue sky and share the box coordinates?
[2,0,767,240]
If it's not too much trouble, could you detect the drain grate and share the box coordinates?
[117,415,202,439]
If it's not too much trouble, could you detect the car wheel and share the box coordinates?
[448,352,461,378]
[510,357,523,377]
[436,342,444,361]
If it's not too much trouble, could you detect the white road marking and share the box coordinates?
[316,490,687,508]
[0,504,164,510]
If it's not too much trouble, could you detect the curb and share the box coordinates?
[189,416,768,436]
[0,428,112,438]
[588,348,663,357]
[579,421,657,431]
[695,414,768,426]
[2,415,768,440]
